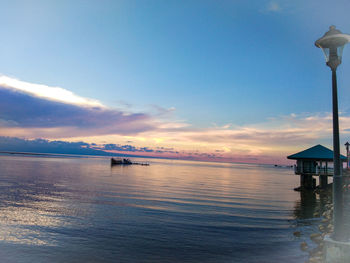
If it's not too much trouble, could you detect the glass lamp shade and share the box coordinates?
[315,26,350,69]
[319,45,344,63]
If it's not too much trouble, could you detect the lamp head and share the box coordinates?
[315,26,350,70]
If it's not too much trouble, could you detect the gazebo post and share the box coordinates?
[320,174,328,188]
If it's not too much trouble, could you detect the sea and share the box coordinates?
[0,154,325,263]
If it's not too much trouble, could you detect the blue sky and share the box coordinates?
[1,0,350,163]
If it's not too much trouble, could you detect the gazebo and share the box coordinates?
[287,144,347,189]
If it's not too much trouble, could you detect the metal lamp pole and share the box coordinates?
[315,26,350,241]
[345,142,350,169]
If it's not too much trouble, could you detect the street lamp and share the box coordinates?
[315,26,350,242]
[345,142,350,169]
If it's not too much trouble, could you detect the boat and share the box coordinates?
[111,158,149,166]
[111,158,132,165]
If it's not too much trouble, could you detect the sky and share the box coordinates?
[1,0,350,164]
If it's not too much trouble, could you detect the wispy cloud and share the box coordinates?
[62,112,350,164]
[265,1,282,12]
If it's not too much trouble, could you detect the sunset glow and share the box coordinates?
[1,75,350,164]
[0,1,350,165]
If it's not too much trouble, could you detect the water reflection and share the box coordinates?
[0,156,96,247]
[0,155,307,263]
[293,189,333,221]
[293,178,350,242]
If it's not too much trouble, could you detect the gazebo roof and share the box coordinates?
[287,144,347,161]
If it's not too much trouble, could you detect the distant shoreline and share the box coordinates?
[0,150,293,168]
[0,151,97,158]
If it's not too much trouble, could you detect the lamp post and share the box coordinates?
[346,142,350,169]
[315,26,350,242]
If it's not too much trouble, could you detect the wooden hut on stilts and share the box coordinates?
[287,144,347,190]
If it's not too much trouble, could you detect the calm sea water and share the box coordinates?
[0,155,318,263]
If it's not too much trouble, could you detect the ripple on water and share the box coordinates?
[0,155,306,263]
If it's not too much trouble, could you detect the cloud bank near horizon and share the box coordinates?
[1,75,349,164]
[0,75,158,137]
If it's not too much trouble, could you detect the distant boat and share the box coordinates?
[111,158,149,166]
[111,158,132,165]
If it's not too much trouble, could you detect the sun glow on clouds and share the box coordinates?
[0,75,103,108]
[1,75,349,164]
[62,112,350,164]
